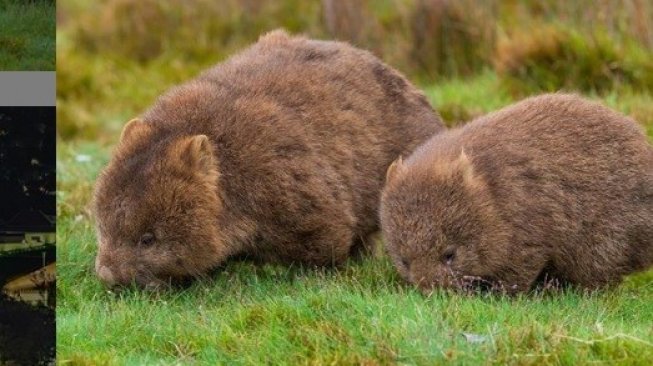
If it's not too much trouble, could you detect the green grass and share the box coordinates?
[56,217,653,364]
[56,82,653,364]
[57,201,653,365]
[0,0,55,71]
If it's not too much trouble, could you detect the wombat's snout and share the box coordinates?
[95,256,137,288]
[95,255,167,289]
[408,270,435,292]
[409,265,457,293]
[95,256,119,287]
[96,265,117,287]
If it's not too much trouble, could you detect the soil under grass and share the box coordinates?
[0,0,55,70]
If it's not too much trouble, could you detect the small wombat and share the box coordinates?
[93,30,444,288]
[381,93,653,294]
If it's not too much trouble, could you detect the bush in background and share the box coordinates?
[73,0,324,63]
[411,0,497,80]
[495,25,653,95]
[62,0,653,83]
[502,0,653,50]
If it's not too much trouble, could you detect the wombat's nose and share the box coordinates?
[97,265,117,287]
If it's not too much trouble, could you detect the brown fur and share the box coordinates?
[93,30,444,287]
[381,93,653,294]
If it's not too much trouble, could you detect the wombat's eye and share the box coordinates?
[442,247,456,265]
[401,258,410,268]
[139,232,155,246]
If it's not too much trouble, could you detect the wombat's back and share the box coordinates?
[139,30,444,263]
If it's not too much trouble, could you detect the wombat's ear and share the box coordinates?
[457,150,477,187]
[119,118,151,144]
[179,135,216,173]
[386,156,406,182]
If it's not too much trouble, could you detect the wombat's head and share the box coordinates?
[93,119,227,288]
[381,151,508,293]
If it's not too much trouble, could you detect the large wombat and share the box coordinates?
[93,30,444,288]
[381,93,653,294]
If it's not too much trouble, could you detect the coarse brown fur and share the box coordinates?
[381,93,653,294]
[93,30,444,288]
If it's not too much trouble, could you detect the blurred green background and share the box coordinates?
[56,1,653,364]
[57,0,653,141]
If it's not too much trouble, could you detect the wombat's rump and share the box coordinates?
[381,93,653,294]
[93,30,444,287]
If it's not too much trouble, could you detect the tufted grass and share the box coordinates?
[0,0,55,70]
